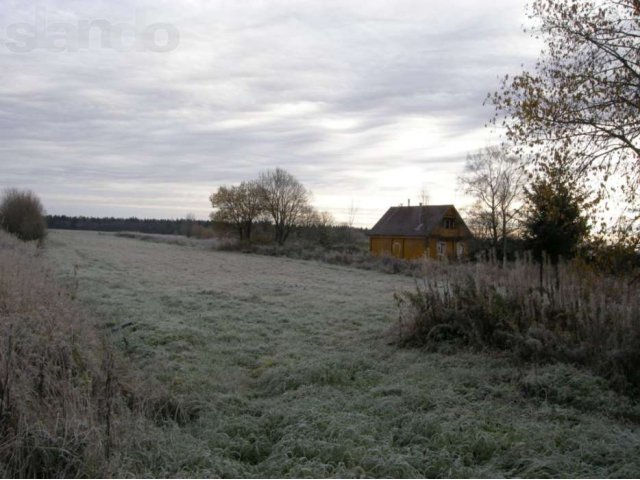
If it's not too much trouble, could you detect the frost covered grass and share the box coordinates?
[44,230,640,478]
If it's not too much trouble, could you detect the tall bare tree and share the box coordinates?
[418,186,430,206]
[458,145,525,264]
[346,200,358,228]
[317,211,335,228]
[258,168,310,245]
[209,181,263,242]
[182,212,197,238]
[297,205,321,229]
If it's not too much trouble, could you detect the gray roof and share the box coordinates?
[368,205,469,237]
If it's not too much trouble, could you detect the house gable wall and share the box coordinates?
[430,206,471,239]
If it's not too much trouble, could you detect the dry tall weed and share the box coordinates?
[0,231,119,476]
[395,255,640,393]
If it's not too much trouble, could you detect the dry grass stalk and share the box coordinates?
[0,231,115,477]
[395,255,640,393]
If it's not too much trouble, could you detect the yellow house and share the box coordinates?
[368,205,472,260]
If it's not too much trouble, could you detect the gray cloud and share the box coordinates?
[0,0,538,225]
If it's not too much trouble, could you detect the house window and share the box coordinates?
[456,242,464,258]
[437,241,446,257]
[443,218,456,229]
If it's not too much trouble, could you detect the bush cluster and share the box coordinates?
[394,256,640,393]
[215,238,431,276]
[0,189,47,242]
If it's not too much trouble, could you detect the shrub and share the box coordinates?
[0,189,47,242]
[211,237,437,277]
[190,224,216,239]
[394,256,640,394]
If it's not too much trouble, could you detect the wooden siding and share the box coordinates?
[371,235,470,260]
[370,236,427,260]
[370,237,393,256]
[404,238,426,259]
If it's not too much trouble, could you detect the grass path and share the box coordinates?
[45,230,640,478]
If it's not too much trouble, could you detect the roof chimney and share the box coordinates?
[407,199,410,207]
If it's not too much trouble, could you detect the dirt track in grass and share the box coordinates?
[44,230,640,478]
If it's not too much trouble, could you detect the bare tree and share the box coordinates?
[258,168,310,245]
[182,212,197,238]
[462,203,495,241]
[209,181,263,242]
[318,211,335,228]
[346,200,358,228]
[418,186,430,206]
[458,145,525,264]
[297,205,321,229]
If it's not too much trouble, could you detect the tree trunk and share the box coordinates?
[245,221,252,243]
[491,207,499,250]
[502,216,508,268]
[539,259,544,289]
[275,222,285,245]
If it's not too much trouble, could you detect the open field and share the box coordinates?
[42,230,640,477]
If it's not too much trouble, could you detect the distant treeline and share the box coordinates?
[45,215,369,245]
[46,215,225,236]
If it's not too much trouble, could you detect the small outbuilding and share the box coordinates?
[368,204,472,260]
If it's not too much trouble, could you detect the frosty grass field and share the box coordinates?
[44,230,640,477]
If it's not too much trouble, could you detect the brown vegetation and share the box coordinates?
[394,255,640,394]
[0,231,112,475]
[0,231,182,476]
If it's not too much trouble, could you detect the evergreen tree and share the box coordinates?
[523,158,590,266]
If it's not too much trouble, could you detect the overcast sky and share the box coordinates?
[0,0,540,226]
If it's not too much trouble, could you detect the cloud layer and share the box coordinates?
[0,0,539,225]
